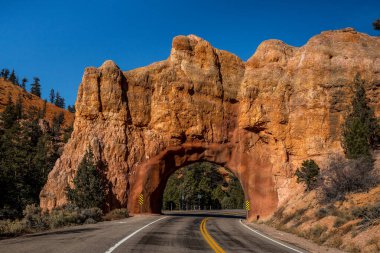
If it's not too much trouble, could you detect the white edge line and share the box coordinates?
[105,216,167,253]
[239,219,305,253]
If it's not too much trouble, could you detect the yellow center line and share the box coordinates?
[199,218,226,253]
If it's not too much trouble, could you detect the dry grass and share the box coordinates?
[103,208,129,221]
[0,205,129,238]
[267,188,380,252]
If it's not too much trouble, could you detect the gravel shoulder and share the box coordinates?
[243,221,347,253]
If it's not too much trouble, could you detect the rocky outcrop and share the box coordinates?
[40,28,380,221]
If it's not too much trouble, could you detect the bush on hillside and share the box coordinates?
[103,208,129,221]
[319,154,377,202]
[48,205,103,229]
[352,202,380,222]
[22,204,48,231]
[295,159,320,191]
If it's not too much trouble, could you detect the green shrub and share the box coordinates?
[327,236,343,248]
[316,208,329,219]
[80,208,103,222]
[334,217,347,228]
[48,208,79,229]
[22,204,48,230]
[84,218,96,224]
[352,202,380,227]
[310,225,327,238]
[303,225,328,244]
[295,160,320,191]
[103,208,129,221]
[1,204,107,237]
[0,219,27,237]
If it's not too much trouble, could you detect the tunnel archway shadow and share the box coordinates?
[163,210,246,219]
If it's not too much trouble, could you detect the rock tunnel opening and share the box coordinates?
[161,161,245,211]
[127,143,279,221]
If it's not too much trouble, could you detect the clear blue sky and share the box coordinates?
[1,0,379,106]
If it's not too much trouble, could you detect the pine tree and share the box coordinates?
[15,76,19,86]
[295,160,320,191]
[342,76,379,159]
[67,105,76,113]
[30,77,41,97]
[1,96,18,129]
[21,78,28,89]
[8,70,16,84]
[54,92,65,108]
[52,112,65,136]
[0,107,42,217]
[66,148,106,209]
[39,100,47,118]
[0,98,62,218]
[15,95,23,120]
[0,69,10,79]
[49,89,55,103]
[59,97,65,109]
[373,18,380,30]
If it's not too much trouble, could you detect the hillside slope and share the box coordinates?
[0,78,74,127]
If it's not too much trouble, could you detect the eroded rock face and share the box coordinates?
[40,29,380,220]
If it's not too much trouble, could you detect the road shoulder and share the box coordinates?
[242,220,346,253]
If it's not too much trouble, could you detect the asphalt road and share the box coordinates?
[0,210,307,253]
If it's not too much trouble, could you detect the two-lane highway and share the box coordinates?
[0,210,307,253]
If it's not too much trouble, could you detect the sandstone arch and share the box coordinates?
[129,143,277,217]
[40,29,380,221]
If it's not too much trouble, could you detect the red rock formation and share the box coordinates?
[40,28,380,221]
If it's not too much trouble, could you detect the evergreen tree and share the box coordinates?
[52,112,65,136]
[30,77,41,97]
[342,76,379,159]
[66,148,107,209]
[21,78,28,89]
[67,105,76,113]
[0,69,10,79]
[60,97,65,109]
[49,89,55,103]
[295,159,320,191]
[15,76,19,86]
[39,100,47,118]
[15,95,23,120]
[373,18,380,30]
[0,98,62,218]
[63,124,73,143]
[0,95,22,125]
[163,162,244,210]
[1,96,16,129]
[0,106,43,217]
[8,70,16,84]
[54,92,60,107]
[54,92,65,108]
[33,133,59,190]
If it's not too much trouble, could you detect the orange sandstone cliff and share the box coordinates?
[40,28,380,221]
